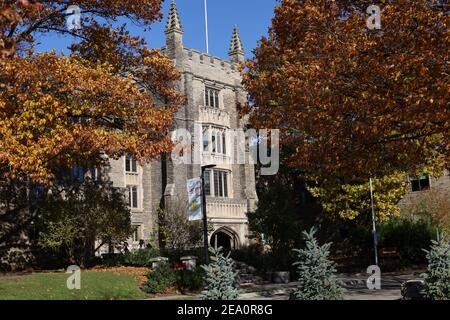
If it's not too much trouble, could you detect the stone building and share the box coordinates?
[398,170,450,211]
[105,1,257,251]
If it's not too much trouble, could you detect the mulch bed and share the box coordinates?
[89,266,151,287]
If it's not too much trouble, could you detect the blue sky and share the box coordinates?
[35,0,279,60]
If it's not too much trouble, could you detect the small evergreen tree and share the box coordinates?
[201,247,239,300]
[291,228,343,300]
[423,233,450,300]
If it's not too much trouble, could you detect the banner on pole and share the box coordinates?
[187,177,203,221]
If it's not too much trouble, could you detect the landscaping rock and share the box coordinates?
[149,257,169,270]
[180,256,197,271]
[272,271,290,284]
[233,260,267,286]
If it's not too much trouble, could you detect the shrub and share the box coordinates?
[160,248,206,265]
[142,263,176,294]
[201,247,239,300]
[231,245,299,274]
[176,268,205,292]
[122,247,161,267]
[377,215,439,264]
[98,253,125,267]
[99,247,161,267]
[402,189,450,233]
[231,244,266,271]
[291,228,343,300]
[423,233,450,300]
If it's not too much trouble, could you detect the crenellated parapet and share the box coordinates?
[183,48,239,73]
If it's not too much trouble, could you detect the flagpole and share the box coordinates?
[204,0,209,54]
[370,177,379,266]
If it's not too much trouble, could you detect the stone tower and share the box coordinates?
[105,0,257,251]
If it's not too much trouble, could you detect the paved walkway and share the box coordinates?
[148,271,425,301]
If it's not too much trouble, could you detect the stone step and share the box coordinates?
[233,260,266,286]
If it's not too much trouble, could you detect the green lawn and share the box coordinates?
[0,271,148,300]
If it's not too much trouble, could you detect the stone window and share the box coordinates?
[128,185,139,208]
[214,170,229,198]
[132,225,142,242]
[215,129,223,154]
[125,156,137,173]
[222,131,227,155]
[212,131,216,153]
[205,169,230,198]
[202,125,227,155]
[204,170,211,196]
[203,126,209,152]
[71,165,86,183]
[90,168,101,181]
[205,87,220,108]
[409,175,430,192]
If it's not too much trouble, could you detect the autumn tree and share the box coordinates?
[157,197,204,250]
[0,2,20,58]
[243,0,449,219]
[37,177,132,266]
[243,0,449,179]
[0,0,184,268]
[305,172,406,221]
[0,0,185,183]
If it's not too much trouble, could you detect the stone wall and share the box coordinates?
[398,170,450,211]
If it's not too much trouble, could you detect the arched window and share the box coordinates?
[202,126,228,155]
[202,126,209,152]
[222,131,227,155]
[217,131,222,154]
[211,130,216,153]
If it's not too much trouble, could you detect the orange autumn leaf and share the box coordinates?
[0,0,185,183]
[243,0,450,178]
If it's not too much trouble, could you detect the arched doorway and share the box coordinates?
[210,227,239,251]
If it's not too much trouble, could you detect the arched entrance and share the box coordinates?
[210,227,239,251]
